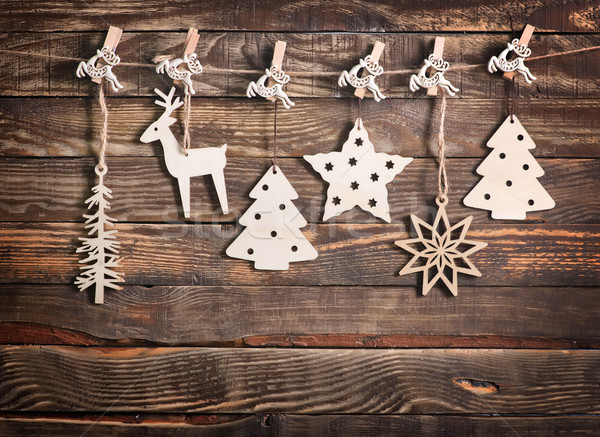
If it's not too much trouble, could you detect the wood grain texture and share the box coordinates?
[2,413,600,437]
[2,346,600,413]
[2,33,599,98]
[0,223,598,287]
[1,285,599,347]
[2,98,600,159]
[0,157,596,224]
[1,0,599,32]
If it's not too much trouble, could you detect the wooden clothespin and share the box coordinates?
[427,37,445,96]
[355,41,385,99]
[266,41,287,102]
[503,24,535,81]
[92,26,123,84]
[173,28,200,86]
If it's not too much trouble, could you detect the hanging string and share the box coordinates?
[97,81,109,171]
[510,75,516,121]
[182,93,191,156]
[272,100,278,172]
[357,97,362,123]
[2,44,599,76]
[437,91,449,200]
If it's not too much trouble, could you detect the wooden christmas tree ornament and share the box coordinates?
[338,41,387,102]
[140,87,229,218]
[226,165,318,270]
[246,41,295,109]
[409,37,459,96]
[463,115,555,219]
[304,118,413,223]
[75,165,123,304]
[76,26,123,92]
[156,28,203,95]
[395,195,487,296]
[488,25,536,83]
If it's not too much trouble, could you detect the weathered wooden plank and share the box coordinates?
[1,0,599,32]
[0,157,596,224]
[1,285,599,347]
[2,413,600,437]
[2,98,599,159]
[0,223,598,287]
[2,346,600,413]
[2,33,599,98]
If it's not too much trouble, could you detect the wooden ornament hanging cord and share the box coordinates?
[97,82,110,172]
[437,90,449,203]
[272,100,278,173]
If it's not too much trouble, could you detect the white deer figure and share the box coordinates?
[488,38,536,84]
[156,53,203,95]
[338,55,386,102]
[140,87,229,218]
[76,47,123,92]
[246,65,295,109]
[409,54,459,96]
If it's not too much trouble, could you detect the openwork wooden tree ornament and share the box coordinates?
[396,80,486,296]
[74,26,124,304]
[226,165,318,270]
[463,115,554,219]
[304,118,412,222]
[488,25,536,84]
[140,87,229,218]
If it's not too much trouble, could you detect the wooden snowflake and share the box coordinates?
[395,197,487,296]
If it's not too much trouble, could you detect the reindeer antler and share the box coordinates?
[153,87,184,115]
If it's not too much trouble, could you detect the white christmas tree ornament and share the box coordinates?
[75,165,123,304]
[226,165,318,270]
[463,115,555,220]
[304,118,413,223]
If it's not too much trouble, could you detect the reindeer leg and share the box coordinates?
[246,82,256,98]
[488,57,498,74]
[211,170,229,215]
[177,177,191,219]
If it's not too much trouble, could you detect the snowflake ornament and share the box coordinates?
[304,118,413,222]
[395,196,487,296]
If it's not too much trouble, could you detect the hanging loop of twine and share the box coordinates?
[437,91,449,202]
[183,93,191,156]
[357,97,362,127]
[510,76,516,121]
[97,82,109,171]
[272,100,278,172]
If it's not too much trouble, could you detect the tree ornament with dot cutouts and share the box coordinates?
[463,115,555,220]
[304,118,413,223]
[226,165,318,270]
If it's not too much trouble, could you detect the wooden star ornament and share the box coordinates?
[395,196,487,296]
[304,118,413,222]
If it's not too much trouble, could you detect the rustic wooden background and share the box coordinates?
[1,1,600,435]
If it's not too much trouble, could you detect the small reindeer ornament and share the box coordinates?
[338,55,386,102]
[247,65,295,109]
[140,87,229,218]
[409,54,459,96]
[76,47,123,92]
[488,38,536,84]
[156,54,203,95]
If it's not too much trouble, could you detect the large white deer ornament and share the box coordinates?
[409,54,459,96]
[156,54,203,95]
[338,55,386,102]
[76,47,123,92]
[140,87,229,218]
[488,38,536,84]
[246,65,295,109]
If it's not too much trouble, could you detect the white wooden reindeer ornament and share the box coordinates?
[488,25,536,84]
[246,41,295,109]
[140,87,229,218]
[338,46,387,102]
[76,26,123,92]
[155,28,203,95]
[409,37,458,96]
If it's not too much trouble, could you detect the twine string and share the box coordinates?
[98,82,109,171]
[183,93,191,155]
[2,44,598,77]
[510,75,516,121]
[357,97,362,123]
[272,100,278,172]
[437,91,449,200]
